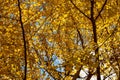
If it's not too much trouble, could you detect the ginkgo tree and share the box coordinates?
[0,0,119,80]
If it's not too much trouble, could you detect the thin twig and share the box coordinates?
[70,0,91,20]
[76,28,84,49]
[95,0,108,20]
[98,26,117,48]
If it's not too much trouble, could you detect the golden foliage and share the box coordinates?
[0,0,120,79]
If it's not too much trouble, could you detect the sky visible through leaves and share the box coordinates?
[0,0,120,80]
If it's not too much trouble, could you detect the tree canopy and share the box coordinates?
[0,0,120,80]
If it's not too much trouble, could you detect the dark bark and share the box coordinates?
[90,0,101,80]
[72,66,82,80]
[86,72,93,80]
[95,0,108,20]
[18,0,27,80]
[70,0,90,20]
[77,29,84,49]
[70,0,109,80]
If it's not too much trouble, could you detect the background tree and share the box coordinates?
[0,0,119,80]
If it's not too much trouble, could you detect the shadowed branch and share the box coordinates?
[70,0,91,20]
[17,0,27,80]
[95,0,108,20]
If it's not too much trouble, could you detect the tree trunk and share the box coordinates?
[91,19,101,80]
[90,0,101,80]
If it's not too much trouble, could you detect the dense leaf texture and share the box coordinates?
[0,0,120,80]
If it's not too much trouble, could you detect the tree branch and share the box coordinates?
[76,28,84,49]
[70,0,91,20]
[17,0,27,80]
[90,0,94,20]
[86,72,93,80]
[90,0,101,80]
[95,0,108,21]
[103,72,114,80]
[38,62,57,80]
[98,26,117,48]
[72,66,82,80]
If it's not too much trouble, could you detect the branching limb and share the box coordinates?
[95,0,108,21]
[103,73,114,80]
[70,0,91,20]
